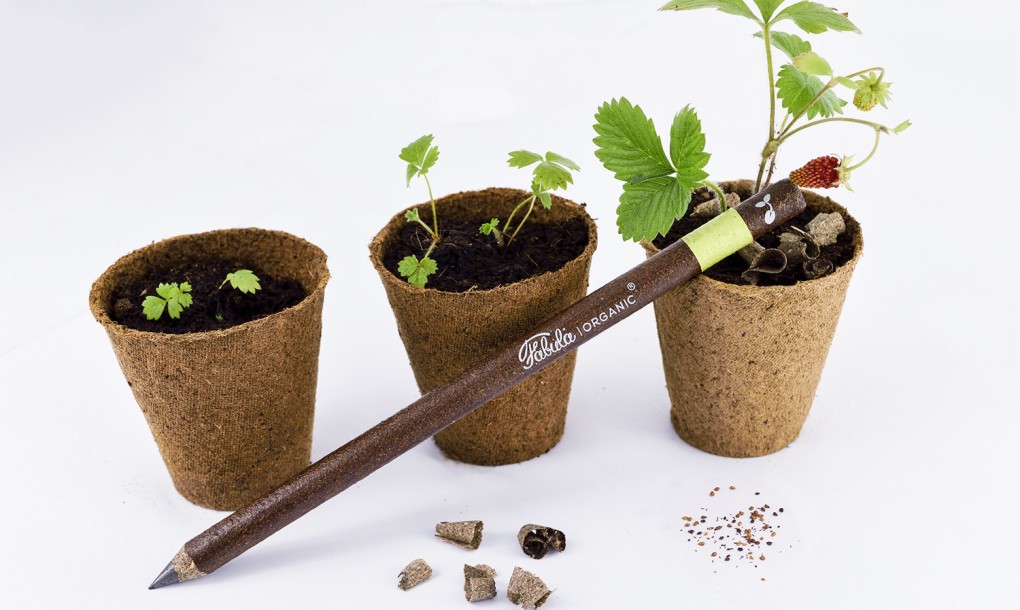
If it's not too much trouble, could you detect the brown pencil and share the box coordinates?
[149,179,806,588]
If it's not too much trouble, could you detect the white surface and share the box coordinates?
[1,1,1018,608]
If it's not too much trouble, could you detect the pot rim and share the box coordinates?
[89,227,330,341]
[369,187,598,298]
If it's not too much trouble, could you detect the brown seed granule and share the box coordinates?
[680,487,788,573]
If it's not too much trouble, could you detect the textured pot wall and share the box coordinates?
[90,228,329,510]
[643,185,862,457]
[370,188,597,465]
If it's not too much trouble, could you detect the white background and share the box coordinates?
[1,1,1017,608]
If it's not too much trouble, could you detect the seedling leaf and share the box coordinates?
[507,150,544,168]
[776,64,846,119]
[398,254,437,288]
[659,0,758,22]
[221,270,261,294]
[480,219,500,235]
[545,151,580,171]
[400,134,439,186]
[142,295,167,321]
[142,282,193,321]
[594,98,674,183]
[538,192,552,209]
[533,160,574,192]
[773,1,860,34]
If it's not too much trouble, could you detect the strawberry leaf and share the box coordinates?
[753,30,813,59]
[773,2,860,34]
[792,51,832,76]
[594,98,674,183]
[751,0,784,21]
[659,0,758,22]
[669,106,710,188]
[776,64,845,119]
[617,176,690,242]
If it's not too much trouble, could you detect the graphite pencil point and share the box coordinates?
[149,562,180,590]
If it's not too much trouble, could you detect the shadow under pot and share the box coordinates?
[642,181,863,458]
[370,188,598,466]
[89,228,329,510]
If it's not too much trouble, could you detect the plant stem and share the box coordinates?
[423,174,439,239]
[704,180,727,212]
[846,127,882,171]
[778,116,890,143]
[509,195,537,242]
[503,194,533,240]
[755,22,778,193]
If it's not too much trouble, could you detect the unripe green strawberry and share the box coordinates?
[853,72,892,112]
[854,89,877,111]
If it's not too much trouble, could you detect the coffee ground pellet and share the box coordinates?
[507,566,552,609]
[464,564,497,602]
[435,520,484,550]
[397,558,432,591]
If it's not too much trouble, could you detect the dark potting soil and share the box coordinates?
[652,186,856,286]
[383,217,590,292]
[110,259,307,334]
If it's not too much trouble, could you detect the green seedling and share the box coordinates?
[594,1,909,242]
[141,282,193,321]
[398,134,441,287]
[480,150,579,248]
[220,269,261,294]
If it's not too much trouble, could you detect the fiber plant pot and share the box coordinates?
[89,228,329,510]
[370,188,597,466]
[642,181,863,457]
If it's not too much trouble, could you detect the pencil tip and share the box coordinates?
[149,562,180,590]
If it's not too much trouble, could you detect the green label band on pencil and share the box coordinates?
[681,208,754,272]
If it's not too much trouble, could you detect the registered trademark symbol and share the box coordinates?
[626,282,636,291]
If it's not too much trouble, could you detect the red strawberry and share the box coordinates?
[790,156,843,189]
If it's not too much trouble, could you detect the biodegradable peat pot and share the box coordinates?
[370,188,597,465]
[642,181,862,457]
[89,228,329,510]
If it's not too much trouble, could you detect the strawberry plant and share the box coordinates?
[594,0,909,243]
